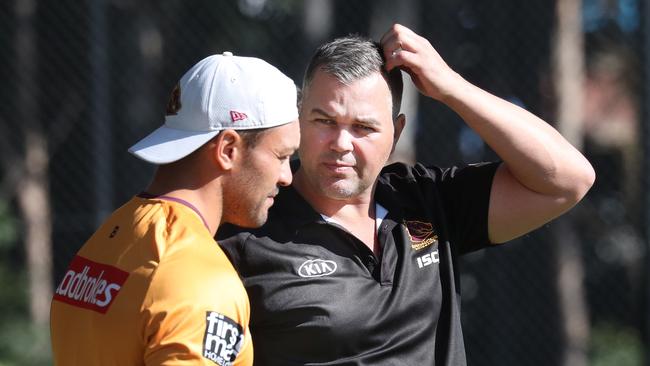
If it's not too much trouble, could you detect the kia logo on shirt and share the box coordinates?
[298,259,337,278]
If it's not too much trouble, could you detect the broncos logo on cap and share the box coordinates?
[166,83,182,116]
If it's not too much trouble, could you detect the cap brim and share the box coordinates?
[128,125,220,164]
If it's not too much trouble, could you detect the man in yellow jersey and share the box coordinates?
[50,52,300,366]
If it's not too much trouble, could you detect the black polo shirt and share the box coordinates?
[217,161,499,365]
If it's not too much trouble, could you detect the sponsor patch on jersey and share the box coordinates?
[53,255,129,314]
[203,311,244,366]
[297,258,337,278]
[404,220,438,250]
[416,249,440,268]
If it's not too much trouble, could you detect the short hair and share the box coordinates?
[302,35,403,119]
[237,128,268,149]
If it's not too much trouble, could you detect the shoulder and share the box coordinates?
[380,161,446,183]
[376,161,500,209]
[377,162,453,199]
[141,217,252,364]
[152,233,243,295]
[142,241,252,364]
[144,234,250,338]
[380,161,500,186]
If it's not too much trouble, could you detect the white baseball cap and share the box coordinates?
[129,52,298,164]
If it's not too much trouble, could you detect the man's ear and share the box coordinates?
[211,129,243,171]
[391,113,406,154]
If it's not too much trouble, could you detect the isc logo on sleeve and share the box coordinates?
[203,311,244,366]
[416,249,440,269]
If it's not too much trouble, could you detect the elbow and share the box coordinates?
[564,159,596,205]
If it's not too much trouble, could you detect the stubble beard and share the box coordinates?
[224,160,273,228]
[225,187,271,228]
[245,203,268,228]
[315,171,372,201]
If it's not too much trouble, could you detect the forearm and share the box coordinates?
[440,73,595,201]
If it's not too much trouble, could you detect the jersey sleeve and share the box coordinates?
[404,162,499,255]
[433,162,500,254]
[142,238,253,366]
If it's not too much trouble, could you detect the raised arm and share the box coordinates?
[381,24,595,244]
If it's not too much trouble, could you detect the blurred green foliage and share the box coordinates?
[0,201,51,365]
[590,323,643,366]
[0,201,16,250]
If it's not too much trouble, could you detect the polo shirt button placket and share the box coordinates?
[365,254,377,274]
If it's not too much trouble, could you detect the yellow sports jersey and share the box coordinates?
[50,195,253,366]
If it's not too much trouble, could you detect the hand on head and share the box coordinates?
[380,23,460,101]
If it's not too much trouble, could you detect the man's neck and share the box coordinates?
[293,170,380,254]
[293,169,375,219]
[146,169,222,236]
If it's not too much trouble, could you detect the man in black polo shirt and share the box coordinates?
[217,24,595,365]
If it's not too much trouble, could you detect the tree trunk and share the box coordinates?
[16,133,53,326]
[303,0,333,45]
[15,0,53,326]
[554,0,585,149]
[552,0,589,365]
[90,0,113,226]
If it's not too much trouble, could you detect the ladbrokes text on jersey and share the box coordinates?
[53,255,129,314]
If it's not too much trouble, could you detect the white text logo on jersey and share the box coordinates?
[298,259,337,278]
[203,311,244,366]
[416,249,440,269]
[53,255,129,313]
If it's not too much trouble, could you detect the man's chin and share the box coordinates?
[225,211,268,229]
[235,217,267,229]
[321,184,360,200]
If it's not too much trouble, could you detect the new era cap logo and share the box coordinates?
[230,111,248,122]
[166,83,182,116]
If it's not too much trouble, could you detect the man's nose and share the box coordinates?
[277,158,293,187]
[329,128,354,153]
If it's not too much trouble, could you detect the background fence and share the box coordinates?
[0,0,646,365]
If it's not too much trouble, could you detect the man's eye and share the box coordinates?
[315,118,335,125]
[355,124,376,132]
